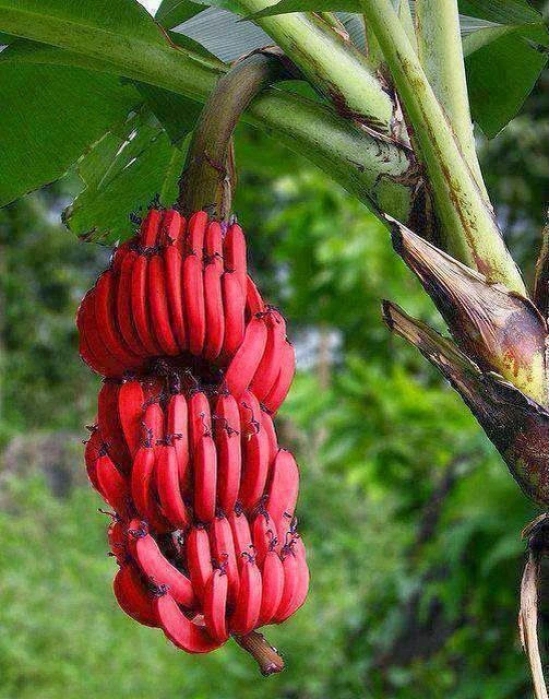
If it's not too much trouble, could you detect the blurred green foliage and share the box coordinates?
[0,73,546,698]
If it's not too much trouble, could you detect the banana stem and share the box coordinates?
[233,630,285,675]
[177,49,293,218]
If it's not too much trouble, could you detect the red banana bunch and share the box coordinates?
[78,207,308,665]
[77,209,294,414]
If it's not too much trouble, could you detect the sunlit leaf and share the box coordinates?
[0,42,139,206]
[64,111,187,244]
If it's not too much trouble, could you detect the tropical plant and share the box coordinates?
[0,0,547,692]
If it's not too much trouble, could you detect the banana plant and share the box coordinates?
[0,0,547,691]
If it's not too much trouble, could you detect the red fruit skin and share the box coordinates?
[78,289,126,377]
[214,393,241,513]
[221,272,246,358]
[228,554,262,636]
[147,253,180,356]
[224,316,268,399]
[164,245,187,351]
[183,253,206,356]
[84,428,104,493]
[186,210,208,256]
[203,569,229,643]
[140,209,162,248]
[193,435,217,523]
[131,253,164,356]
[97,382,132,474]
[78,209,309,657]
[263,341,296,414]
[265,449,300,548]
[246,276,265,317]
[107,518,128,565]
[114,563,160,628]
[203,263,225,361]
[95,453,131,519]
[187,526,214,603]
[127,520,195,609]
[251,510,277,567]
[166,394,190,488]
[223,223,247,294]
[154,592,221,654]
[117,251,149,357]
[228,509,254,569]
[95,271,142,369]
[155,444,190,530]
[210,515,240,607]
[130,446,171,533]
[250,310,288,402]
[258,550,285,627]
[118,380,145,458]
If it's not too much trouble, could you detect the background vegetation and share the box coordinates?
[0,51,547,699]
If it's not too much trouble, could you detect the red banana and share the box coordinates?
[203,569,229,643]
[224,316,268,398]
[97,382,132,474]
[265,449,299,548]
[160,209,183,246]
[166,393,190,488]
[84,427,104,493]
[154,591,221,653]
[113,563,159,628]
[130,445,171,533]
[258,550,285,627]
[131,253,163,356]
[182,253,206,356]
[193,435,217,523]
[214,393,241,513]
[261,410,278,468]
[239,393,270,512]
[142,401,165,446]
[204,221,224,273]
[221,272,246,357]
[95,453,131,518]
[117,251,149,356]
[187,525,214,603]
[118,380,145,457]
[155,443,190,530]
[223,222,247,293]
[210,515,240,607]
[128,520,195,608]
[250,310,287,402]
[203,263,225,361]
[140,209,162,249]
[251,509,277,567]
[148,253,180,356]
[78,290,126,377]
[228,554,261,636]
[228,509,254,570]
[246,276,264,317]
[186,210,208,256]
[263,341,295,413]
[107,518,128,564]
[273,546,300,623]
[164,245,187,351]
[189,391,212,448]
[95,271,141,368]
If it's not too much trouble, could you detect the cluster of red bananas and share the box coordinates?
[78,208,308,660]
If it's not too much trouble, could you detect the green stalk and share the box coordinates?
[361,0,526,295]
[415,0,487,199]
[237,0,394,131]
[178,50,291,218]
[0,10,414,220]
[397,0,417,53]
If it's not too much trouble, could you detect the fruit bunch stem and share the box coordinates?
[177,49,293,219]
